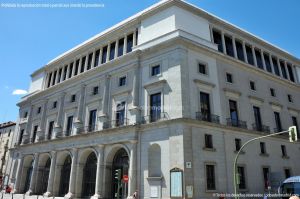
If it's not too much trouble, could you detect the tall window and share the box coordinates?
[80,56,86,73]
[127,34,133,53]
[212,30,223,52]
[48,121,54,140]
[260,142,266,154]
[88,110,97,132]
[235,138,241,151]
[116,102,125,126]
[198,63,207,75]
[226,73,233,83]
[263,167,270,189]
[150,93,161,122]
[253,106,262,131]
[280,61,288,79]
[255,49,263,69]
[274,112,282,132]
[206,165,216,190]
[32,125,38,143]
[87,53,93,70]
[93,86,99,95]
[237,166,246,189]
[109,42,116,61]
[119,76,126,87]
[225,35,234,57]
[94,50,100,67]
[270,88,276,97]
[18,129,24,145]
[288,94,293,103]
[204,134,213,149]
[281,145,287,157]
[246,45,254,65]
[287,63,295,82]
[66,116,73,136]
[235,40,244,61]
[229,100,239,126]
[118,38,124,57]
[250,81,256,91]
[264,53,272,73]
[200,92,211,121]
[101,46,108,64]
[272,57,280,76]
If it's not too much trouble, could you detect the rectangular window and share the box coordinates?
[18,129,24,145]
[212,30,223,52]
[48,121,54,140]
[109,42,116,61]
[264,53,272,73]
[253,106,262,131]
[274,112,282,132]
[250,81,256,91]
[52,70,57,86]
[280,61,288,79]
[292,116,299,137]
[47,72,52,88]
[74,59,80,76]
[119,76,126,87]
[238,166,246,189]
[66,116,73,136]
[235,40,244,61]
[101,46,108,64]
[87,53,93,70]
[263,167,270,189]
[200,92,211,122]
[118,38,124,57]
[69,62,73,78]
[53,101,57,109]
[287,63,295,82]
[226,73,233,83]
[116,102,126,126]
[63,65,68,81]
[32,125,38,143]
[88,110,97,132]
[281,145,287,157]
[198,63,207,75]
[80,56,86,73]
[225,35,234,57]
[126,33,133,53]
[284,169,291,178]
[24,112,28,118]
[150,93,161,122]
[151,65,161,76]
[270,88,276,97]
[206,165,216,190]
[229,100,239,126]
[94,49,100,67]
[288,94,293,103]
[255,49,263,69]
[37,107,41,114]
[272,57,280,76]
[260,142,266,154]
[71,94,76,102]
[205,134,213,149]
[235,138,241,151]
[246,45,254,65]
[93,86,99,95]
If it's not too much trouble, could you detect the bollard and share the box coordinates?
[11,193,13,199]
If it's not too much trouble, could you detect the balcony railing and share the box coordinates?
[226,118,247,129]
[196,112,220,124]
[77,125,98,134]
[103,118,129,129]
[141,112,169,124]
[252,123,270,133]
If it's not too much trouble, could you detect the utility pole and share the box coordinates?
[233,126,298,199]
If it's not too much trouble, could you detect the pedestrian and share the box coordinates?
[5,185,11,194]
[133,190,138,199]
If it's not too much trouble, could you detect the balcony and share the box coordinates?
[103,118,129,129]
[141,112,169,124]
[196,112,220,124]
[252,123,270,133]
[78,125,98,134]
[226,118,247,129]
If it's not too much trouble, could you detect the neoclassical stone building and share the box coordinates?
[10,0,300,198]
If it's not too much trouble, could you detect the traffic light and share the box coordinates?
[288,126,298,142]
[115,169,121,181]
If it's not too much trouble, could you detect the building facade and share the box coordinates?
[0,121,16,188]
[10,0,300,198]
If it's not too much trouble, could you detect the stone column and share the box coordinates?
[128,141,137,197]
[74,85,86,135]
[252,46,258,67]
[115,39,119,58]
[232,37,237,59]
[242,41,248,64]
[106,43,111,62]
[13,155,24,193]
[44,151,57,197]
[277,58,283,77]
[292,65,299,83]
[84,54,88,71]
[65,149,78,199]
[92,145,104,199]
[54,93,65,138]
[60,67,65,82]
[133,30,137,47]
[99,49,103,64]
[123,35,128,55]
[72,59,77,77]
[221,31,227,55]
[91,50,96,68]
[55,69,60,84]
[26,153,40,195]
[260,50,266,70]
[129,62,141,124]
[66,64,70,80]
[37,100,48,142]
[284,61,291,80]
[98,76,110,126]
[77,58,82,74]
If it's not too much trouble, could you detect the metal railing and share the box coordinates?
[226,118,247,129]
[141,112,169,124]
[103,118,129,129]
[252,123,270,133]
[196,112,220,124]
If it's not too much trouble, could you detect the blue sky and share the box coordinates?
[0,0,299,123]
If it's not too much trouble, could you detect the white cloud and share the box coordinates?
[12,89,28,95]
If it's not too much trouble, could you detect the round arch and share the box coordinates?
[21,155,34,194]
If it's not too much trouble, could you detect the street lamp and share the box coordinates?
[233,126,298,199]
